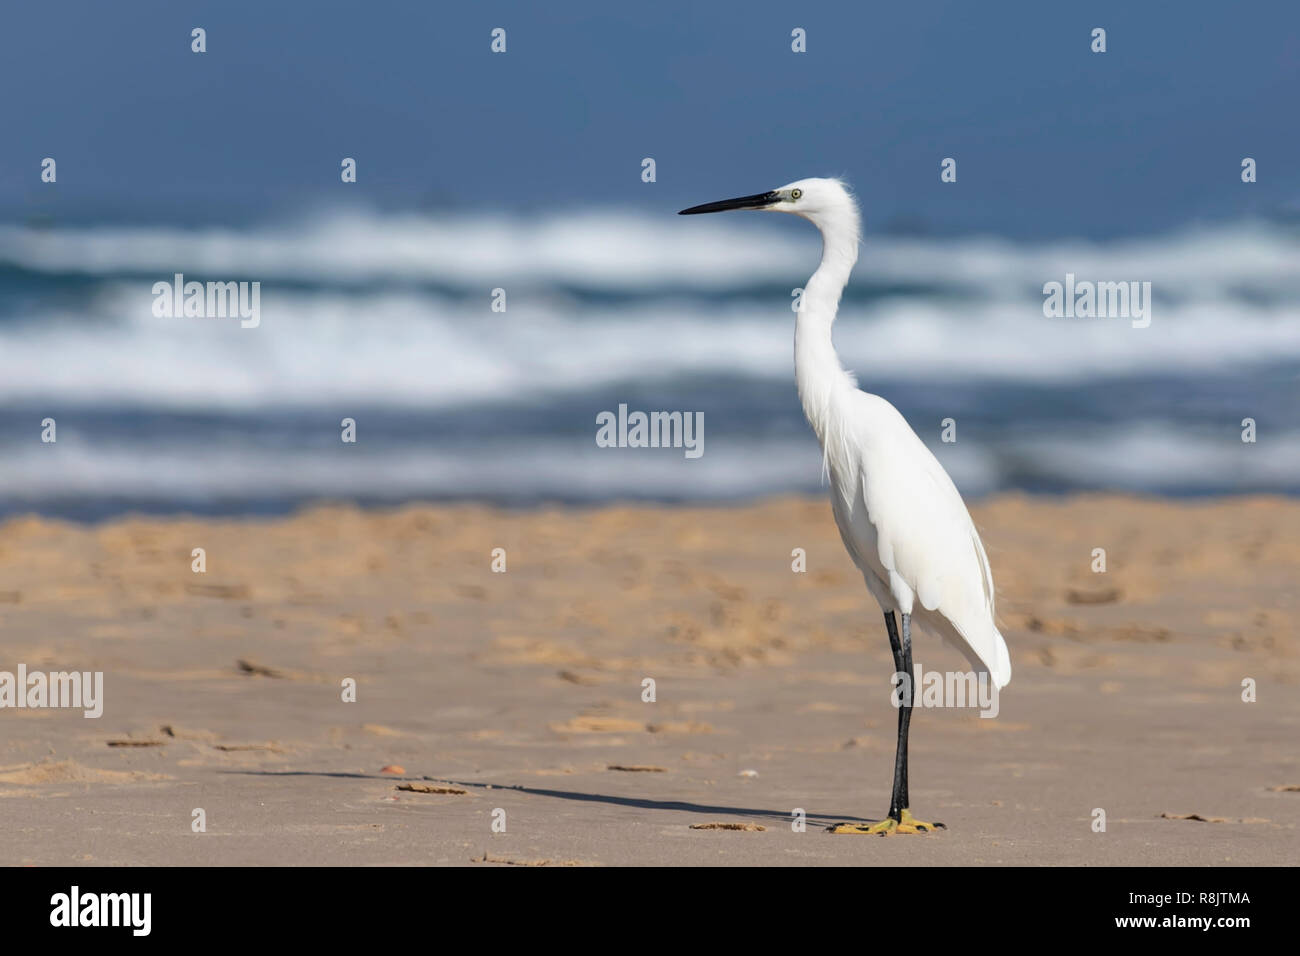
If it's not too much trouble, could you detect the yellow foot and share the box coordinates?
[827,809,946,835]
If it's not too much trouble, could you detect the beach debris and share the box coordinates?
[397,783,466,795]
[738,769,759,778]
[471,852,585,867]
[1160,812,1270,824]
[557,669,599,685]
[607,764,666,772]
[106,739,165,747]
[380,764,406,775]
[211,742,284,753]
[1267,784,1300,792]
[690,822,765,831]
[646,720,713,734]
[157,724,219,742]
[236,658,284,678]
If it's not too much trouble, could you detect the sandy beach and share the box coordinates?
[1,494,1296,866]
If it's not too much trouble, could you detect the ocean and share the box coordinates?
[1,208,1297,520]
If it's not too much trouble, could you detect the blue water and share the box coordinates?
[1,210,1297,520]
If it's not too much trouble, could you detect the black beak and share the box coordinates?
[678,191,780,215]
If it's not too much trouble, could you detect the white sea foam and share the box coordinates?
[1,210,1297,295]
[1,209,1294,506]
[1,425,1293,505]
[0,282,1295,407]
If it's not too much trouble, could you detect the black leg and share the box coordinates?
[898,612,914,814]
[828,610,940,834]
[884,610,903,673]
[885,611,911,821]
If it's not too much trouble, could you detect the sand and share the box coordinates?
[0,494,1296,866]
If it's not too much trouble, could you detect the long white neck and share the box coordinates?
[795,216,859,446]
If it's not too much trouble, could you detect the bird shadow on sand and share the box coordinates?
[221,770,873,827]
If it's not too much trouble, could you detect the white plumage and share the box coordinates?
[823,388,1011,689]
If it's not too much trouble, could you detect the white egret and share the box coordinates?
[680,178,1011,834]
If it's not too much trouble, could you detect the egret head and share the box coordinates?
[679,177,859,239]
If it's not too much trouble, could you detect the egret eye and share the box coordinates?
[791,188,802,200]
